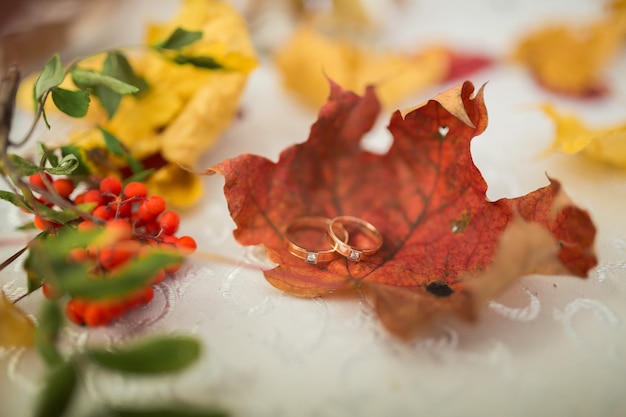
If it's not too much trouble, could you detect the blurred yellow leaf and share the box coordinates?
[146,163,203,208]
[513,2,626,96]
[543,104,626,168]
[0,291,35,348]
[330,0,371,26]
[274,24,451,108]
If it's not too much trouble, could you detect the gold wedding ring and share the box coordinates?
[328,215,383,262]
[285,216,348,264]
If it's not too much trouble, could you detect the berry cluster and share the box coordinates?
[29,173,197,327]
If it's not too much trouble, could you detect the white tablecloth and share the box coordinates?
[2,1,626,416]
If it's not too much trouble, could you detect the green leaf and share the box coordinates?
[172,55,222,70]
[124,168,154,184]
[154,27,203,50]
[33,360,78,417]
[34,300,64,367]
[34,54,64,101]
[24,234,46,292]
[42,108,51,129]
[0,191,73,222]
[0,189,31,211]
[37,142,59,167]
[60,145,91,176]
[126,156,144,174]
[98,126,128,157]
[36,143,81,176]
[31,73,38,112]
[104,51,148,95]
[107,407,229,417]
[45,153,79,175]
[8,154,40,176]
[98,126,143,173]
[94,84,123,118]
[51,87,90,118]
[17,221,36,231]
[87,51,149,118]
[70,68,139,95]
[34,202,84,224]
[87,335,201,375]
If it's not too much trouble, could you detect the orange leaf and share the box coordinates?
[205,80,597,339]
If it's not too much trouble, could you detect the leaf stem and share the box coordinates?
[12,91,49,148]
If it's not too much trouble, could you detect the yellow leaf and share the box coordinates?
[331,0,371,26]
[543,104,626,168]
[274,24,450,108]
[146,163,204,209]
[513,4,626,96]
[0,291,35,348]
[96,0,257,169]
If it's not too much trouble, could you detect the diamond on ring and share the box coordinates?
[306,252,319,264]
[348,250,362,262]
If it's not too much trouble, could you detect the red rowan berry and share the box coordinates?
[105,218,133,240]
[104,300,125,320]
[84,302,114,327]
[177,236,197,254]
[151,269,166,285]
[139,286,154,305]
[33,216,48,230]
[137,203,155,222]
[143,220,161,236]
[130,212,146,227]
[159,211,180,235]
[33,216,58,230]
[65,298,88,325]
[99,176,123,196]
[73,192,86,205]
[67,247,90,263]
[138,195,166,221]
[93,205,114,221]
[42,281,62,300]
[125,287,153,310]
[83,189,104,207]
[77,220,96,232]
[160,235,178,248]
[111,201,132,218]
[123,181,148,199]
[52,178,75,199]
[98,246,134,270]
[28,172,52,190]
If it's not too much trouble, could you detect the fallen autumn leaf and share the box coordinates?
[206,80,597,340]
[542,103,626,169]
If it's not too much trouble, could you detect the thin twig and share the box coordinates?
[0,245,28,272]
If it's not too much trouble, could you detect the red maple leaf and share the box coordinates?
[206,80,597,339]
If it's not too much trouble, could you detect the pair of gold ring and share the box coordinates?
[285,216,383,264]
